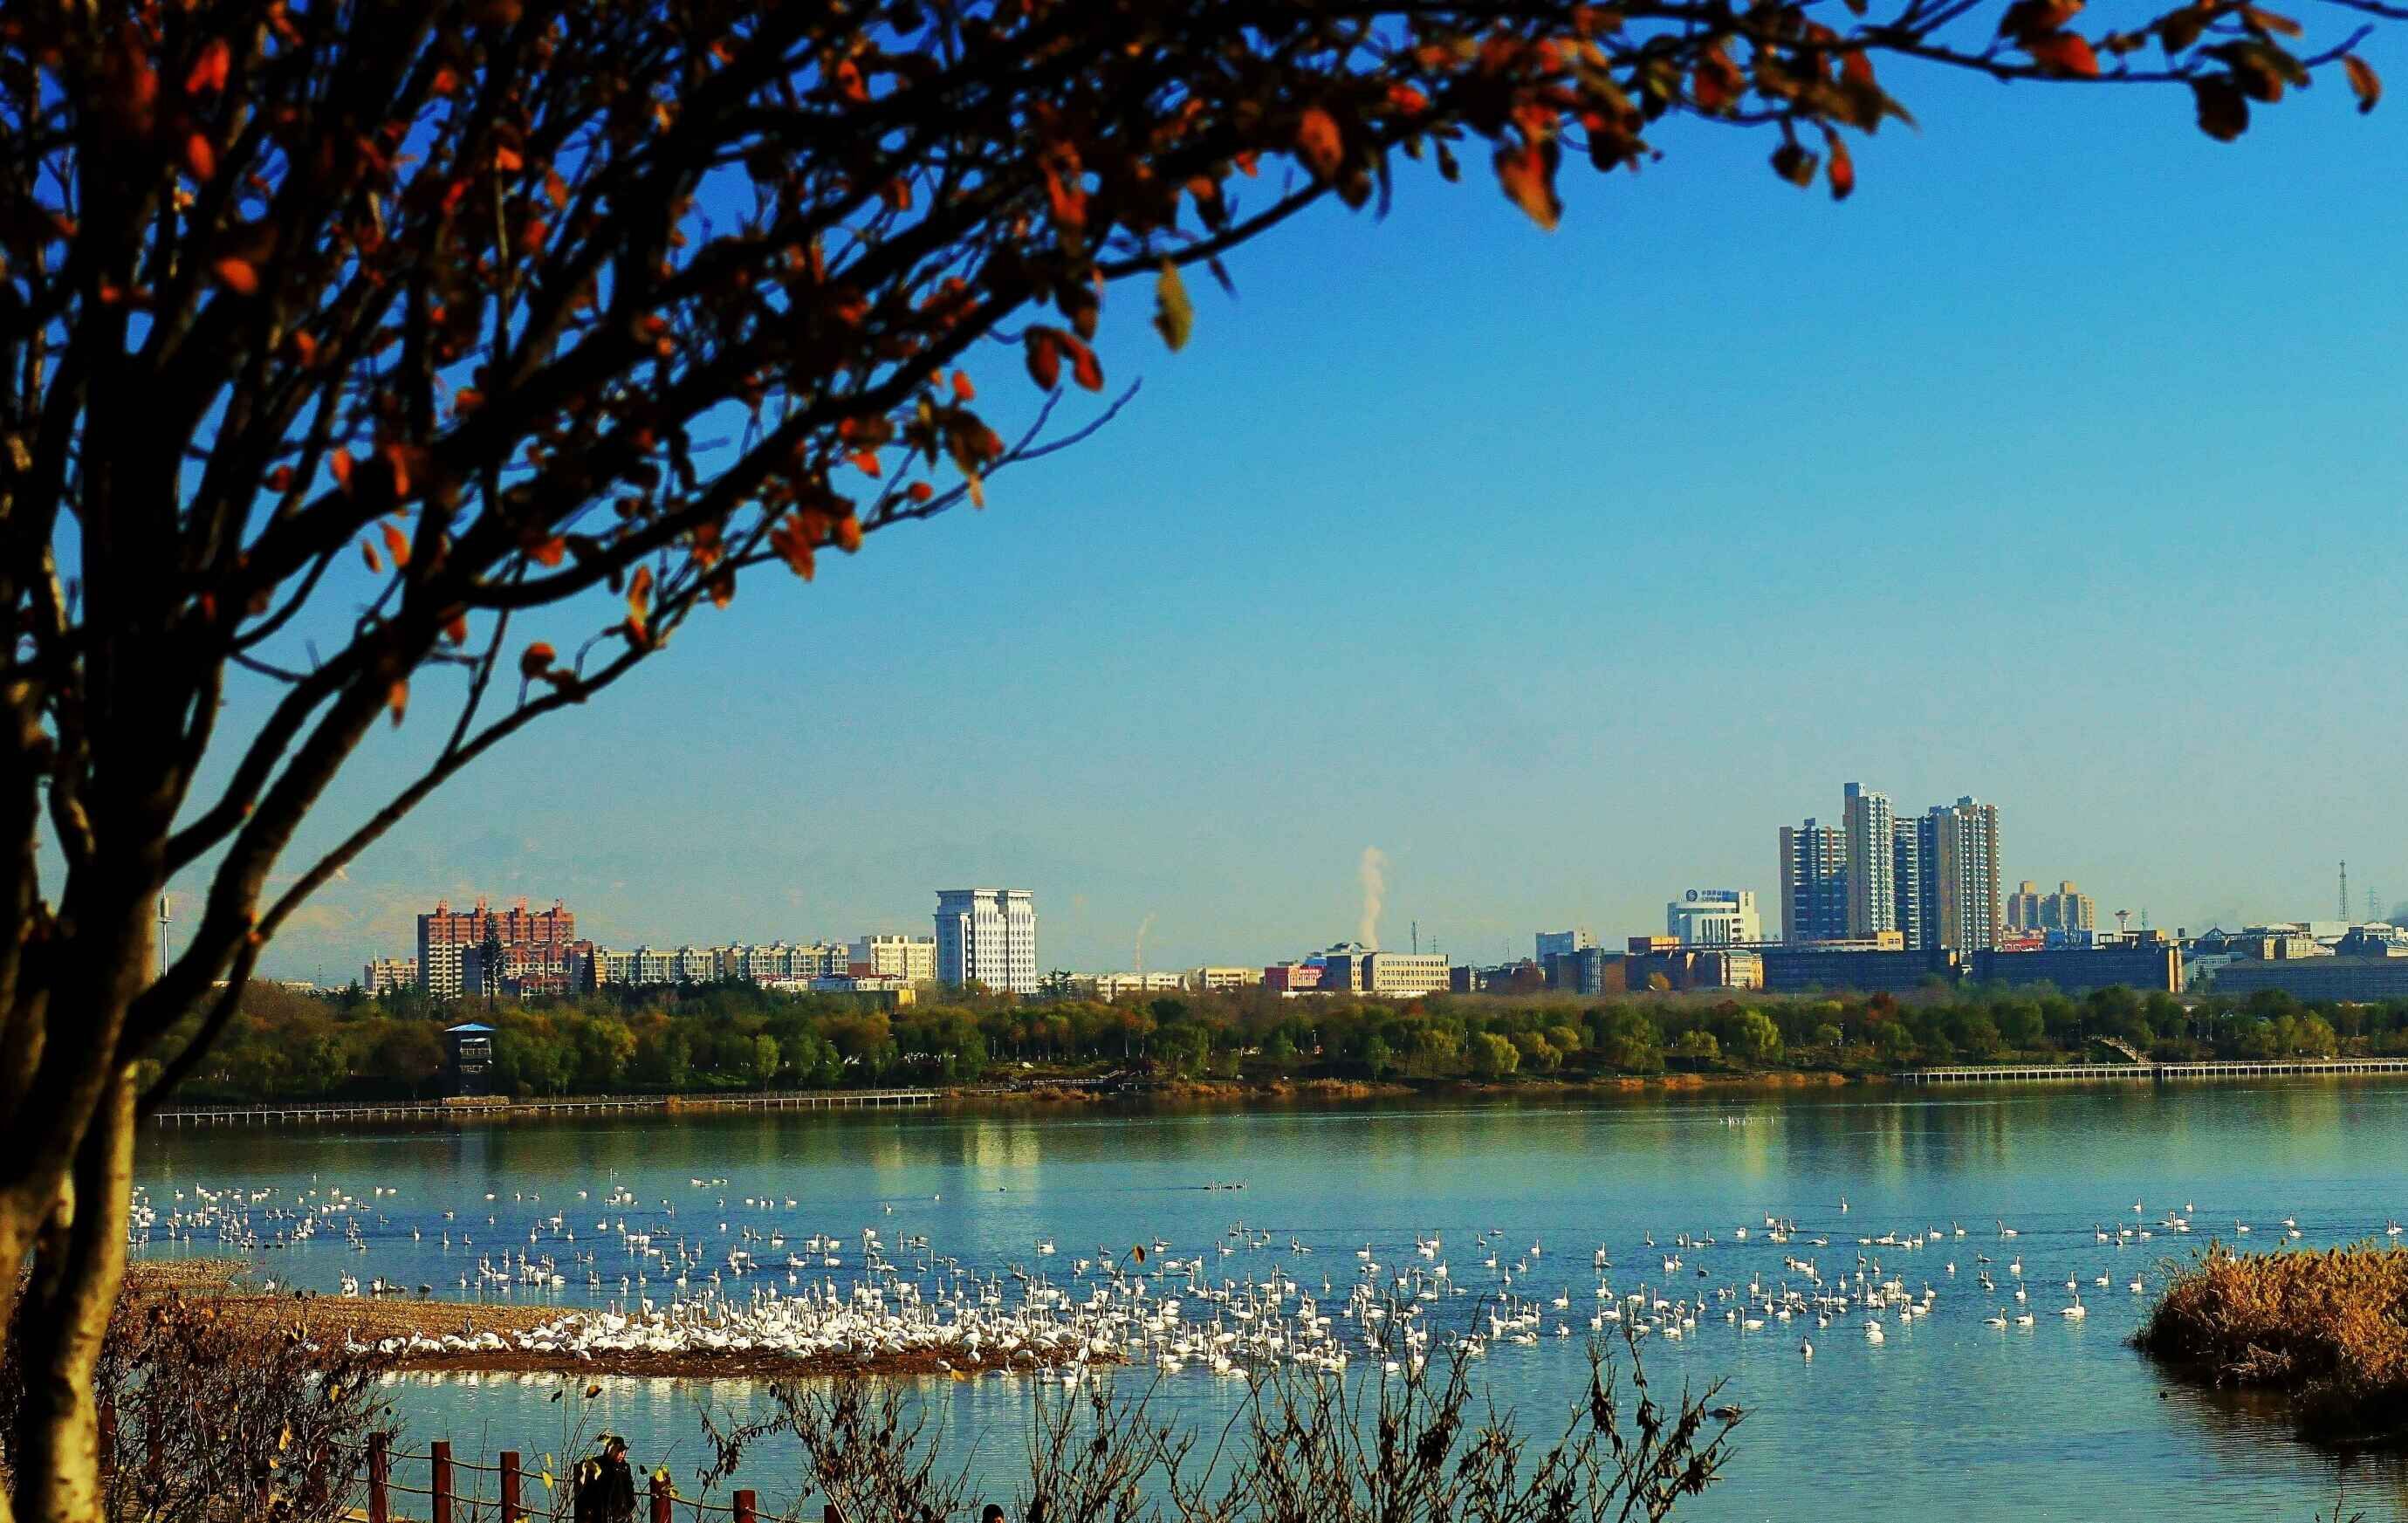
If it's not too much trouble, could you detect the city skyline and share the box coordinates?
[168,68,2408,984]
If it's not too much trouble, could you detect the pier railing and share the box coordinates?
[150,1087,942,1126]
[1904,1056,2408,1085]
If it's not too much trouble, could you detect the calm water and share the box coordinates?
[137,1083,2408,1520]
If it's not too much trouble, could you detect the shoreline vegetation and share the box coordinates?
[2137,1244,2408,1446]
[153,977,2408,1112]
[120,1261,1105,1381]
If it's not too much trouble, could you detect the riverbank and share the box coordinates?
[2136,1243,2408,1445]
[121,1261,1104,1382]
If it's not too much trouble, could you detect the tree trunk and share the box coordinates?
[4,1066,134,1523]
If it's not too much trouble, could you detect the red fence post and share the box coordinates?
[734,1489,758,1523]
[650,1472,672,1523]
[368,1432,390,1523]
[432,1439,454,1523]
[502,1450,522,1523]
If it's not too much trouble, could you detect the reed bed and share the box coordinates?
[2135,1242,2408,1443]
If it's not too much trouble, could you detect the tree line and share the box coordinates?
[151,978,2407,1103]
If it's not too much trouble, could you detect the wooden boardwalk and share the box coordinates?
[1904,1058,2408,1086]
[151,1087,941,1126]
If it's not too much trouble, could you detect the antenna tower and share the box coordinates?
[2340,861,2350,923]
[156,893,172,978]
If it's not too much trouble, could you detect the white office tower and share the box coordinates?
[933,888,1038,993]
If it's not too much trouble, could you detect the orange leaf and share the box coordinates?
[1294,106,1344,179]
[360,539,381,573]
[387,679,408,726]
[443,611,468,644]
[212,257,258,294]
[384,444,414,498]
[329,450,356,494]
[1494,142,1561,231]
[850,450,882,477]
[380,523,411,568]
[495,145,525,172]
[2345,53,2381,113]
[519,641,557,678]
[834,515,863,553]
[908,482,934,503]
[1826,134,1856,201]
[184,132,217,182]
[950,371,975,401]
[530,536,566,566]
[2025,31,2100,76]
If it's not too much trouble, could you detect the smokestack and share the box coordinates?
[1135,912,1156,977]
[1357,847,1388,949]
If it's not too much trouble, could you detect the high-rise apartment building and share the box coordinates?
[1777,820,1849,943]
[1534,928,1595,961]
[1667,889,1761,946]
[852,933,938,985]
[934,888,1038,994]
[1892,818,1931,950]
[1842,783,1897,937]
[416,896,578,998]
[1926,797,2003,953]
[2007,880,2096,933]
[362,957,416,996]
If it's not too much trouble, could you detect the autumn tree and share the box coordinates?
[0,0,2388,1516]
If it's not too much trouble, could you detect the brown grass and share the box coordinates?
[2135,1242,2408,1443]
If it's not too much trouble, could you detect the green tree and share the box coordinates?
[1730,1011,1782,1064]
[1471,1032,1521,1079]
[750,1034,783,1090]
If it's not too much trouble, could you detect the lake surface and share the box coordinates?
[137,1082,2408,1520]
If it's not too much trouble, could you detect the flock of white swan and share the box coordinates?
[127,1177,2397,1380]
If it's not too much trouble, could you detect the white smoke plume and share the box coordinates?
[1357,847,1388,949]
[1134,912,1156,973]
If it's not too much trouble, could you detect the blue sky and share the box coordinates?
[203,46,2408,979]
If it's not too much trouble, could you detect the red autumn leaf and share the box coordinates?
[834,516,864,552]
[185,38,230,96]
[442,611,468,644]
[2345,54,2382,113]
[212,257,258,294]
[184,132,216,182]
[360,539,381,573]
[1826,132,1856,201]
[2024,32,2101,76]
[850,450,882,477]
[519,641,557,679]
[387,680,408,727]
[1295,106,1344,179]
[530,536,566,566]
[380,523,411,568]
[950,371,975,401]
[1060,333,1103,391]
[908,482,934,503]
[1025,328,1062,391]
[2192,76,2250,139]
[329,449,356,494]
[1692,46,1743,113]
